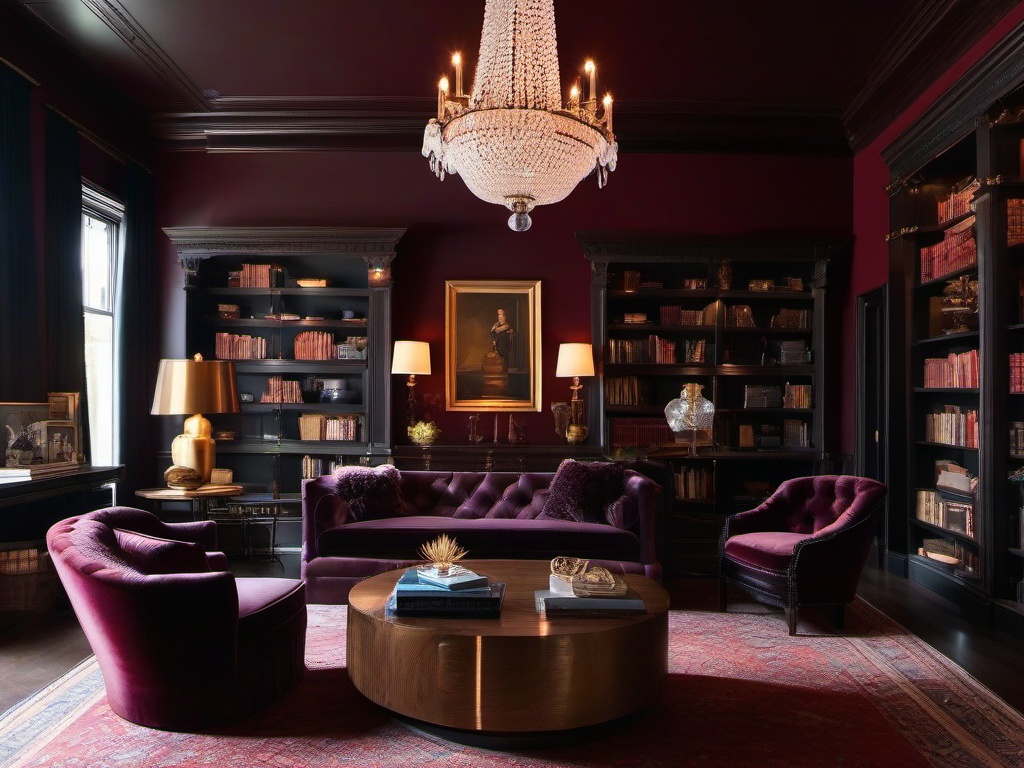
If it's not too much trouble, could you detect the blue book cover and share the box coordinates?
[394,569,491,594]
[415,567,489,590]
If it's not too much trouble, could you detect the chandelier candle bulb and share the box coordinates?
[438,77,449,121]
[569,84,580,111]
[453,53,463,96]
[603,95,613,134]
[585,60,596,106]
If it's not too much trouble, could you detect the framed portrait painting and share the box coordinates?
[445,280,542,411]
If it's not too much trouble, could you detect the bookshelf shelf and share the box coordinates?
[580,232,844,577]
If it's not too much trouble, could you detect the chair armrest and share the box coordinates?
[206,551,229,571]
[722,491,797,538]
[790,507,882,603]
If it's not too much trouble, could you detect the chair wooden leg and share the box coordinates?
[787,606,798,635]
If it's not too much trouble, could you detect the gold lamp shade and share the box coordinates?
[151,354,239,486]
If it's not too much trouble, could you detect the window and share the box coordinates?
[81,185,124,466]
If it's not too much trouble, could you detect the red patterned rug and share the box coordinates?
[2,600,1024,767]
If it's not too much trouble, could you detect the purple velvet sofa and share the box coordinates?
[47,506,307,731]
[301,463,662,604]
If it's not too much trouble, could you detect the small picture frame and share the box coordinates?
[48,392,83,461]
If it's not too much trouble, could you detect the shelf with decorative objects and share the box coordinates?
[164,227,405,499]
[578,232,847,577]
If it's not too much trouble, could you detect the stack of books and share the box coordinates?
[534,574,647,618]
[386,567,505,619]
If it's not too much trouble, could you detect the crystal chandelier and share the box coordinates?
[422,0,618,232]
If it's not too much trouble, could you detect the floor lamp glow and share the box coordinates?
[556,343,595,444]
[151,354,239,487]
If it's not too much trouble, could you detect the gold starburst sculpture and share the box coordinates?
[419,534,467,575]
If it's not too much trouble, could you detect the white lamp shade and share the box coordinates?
[556,343,595,377]
[392,340,431,375]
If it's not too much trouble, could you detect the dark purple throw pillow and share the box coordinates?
[541,459,625,524]
[330,464,404,521]
[113,529,212,575]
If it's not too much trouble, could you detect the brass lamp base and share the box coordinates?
[566,424,588,444]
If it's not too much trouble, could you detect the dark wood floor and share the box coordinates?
[3,561,1024,716]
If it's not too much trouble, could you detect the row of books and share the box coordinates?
[674,466,713,500]
[232,263,277,288]
[782,419,811,449]
[298,413,359,442]
[301,455,345,479]
[683,339,707,363]
[1011,422,1024,457]
[1010,352,1024,393]
[658,305,716,326]
[608,417,672,449]
[0,460,80,484]
[604,375,650,406]
[919,215,976,282]
[726,304,756,328]
[937,178,979,224]
[919,537,978,574]
[770,308,811,329]
[388,567,505,618]
[924,405,979,448]
[261,376,303,404]
[294,331,337,361]
[216,332,268,360]
[783,384,813,408]
[744,385,783,408]
[777,341,808,365]
[607,336,680,364]
[922,349,979,389]
[916,490,975,537]
[1008,199,1024,247]
[737,422,782,449]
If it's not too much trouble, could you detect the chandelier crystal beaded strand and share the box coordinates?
[422,0,618,232]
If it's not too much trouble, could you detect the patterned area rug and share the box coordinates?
[2,600,1024,768]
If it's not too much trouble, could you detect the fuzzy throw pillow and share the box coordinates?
[541,459,625,524]
[330,464,405,522]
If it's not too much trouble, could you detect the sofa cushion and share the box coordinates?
[316,516,642,562]
[236,577,306,643]
[330,464,404,521]
[113,529,212,575]
[541,459,624,524]
[723,531,813,573]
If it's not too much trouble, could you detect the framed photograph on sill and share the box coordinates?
[445,280,542,411]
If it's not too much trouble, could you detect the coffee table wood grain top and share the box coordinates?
[346,559,670,733]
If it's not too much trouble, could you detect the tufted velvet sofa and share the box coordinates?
[47,506,307,730]
[301,468,662,604]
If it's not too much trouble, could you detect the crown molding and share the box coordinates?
[152,98,852,155]
[844,0,1020,152]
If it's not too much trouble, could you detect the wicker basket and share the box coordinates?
[0,542,59,612]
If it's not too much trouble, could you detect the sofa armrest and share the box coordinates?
[301,477,353,562]
[622,470,661,568]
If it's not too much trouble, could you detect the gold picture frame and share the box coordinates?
[445,280,542,411]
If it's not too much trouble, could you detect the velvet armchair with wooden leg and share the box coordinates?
[718,475,887,635]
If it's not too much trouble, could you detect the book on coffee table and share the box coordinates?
[534,589,647,618]
[415,566,489,590]
[388,581,505,619]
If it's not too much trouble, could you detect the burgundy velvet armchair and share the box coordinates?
[46,506,307,731]
[718,475,887,635]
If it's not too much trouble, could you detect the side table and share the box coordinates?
[135,485,244,521]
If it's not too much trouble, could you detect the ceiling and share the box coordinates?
[3,0,1016,154]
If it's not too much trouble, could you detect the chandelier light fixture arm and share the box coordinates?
[422,0,618,232]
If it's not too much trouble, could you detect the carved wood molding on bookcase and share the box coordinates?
[882,19,1024,182]
[844,0,1021,154]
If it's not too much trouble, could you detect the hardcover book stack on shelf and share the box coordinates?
[1008,199,1024,247]
[1010,352,1024,393]
[674,466,713,500]
[386,567,505,619]
[604,375,649,406]
[1011,423,1024,457]
[919,215,977,282]
[215,332,268,360]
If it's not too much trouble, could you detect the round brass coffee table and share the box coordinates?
[346,559,669,737]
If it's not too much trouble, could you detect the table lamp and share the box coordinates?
[391,340,431,428]
[556,343,595,444]
[151,353,239,487]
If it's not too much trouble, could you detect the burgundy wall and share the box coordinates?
[155,149,852,445]
[844,5,1024,454]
